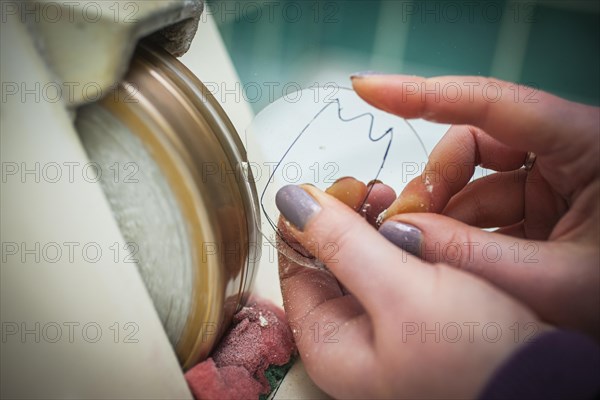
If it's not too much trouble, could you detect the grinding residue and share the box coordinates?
[258,313,268,327]
[77,105,193,347]
[424,176,434,193]
[376,209,387,227]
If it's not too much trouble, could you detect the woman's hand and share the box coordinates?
[276,183,541,399]
[351,74,600,338]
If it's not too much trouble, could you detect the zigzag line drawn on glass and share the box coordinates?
[258,86,428,268]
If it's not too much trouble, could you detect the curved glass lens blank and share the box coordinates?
[246,87,429,269]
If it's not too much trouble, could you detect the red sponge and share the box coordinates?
[185,299,296,400]
[185,358,262,399]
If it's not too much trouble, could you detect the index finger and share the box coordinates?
[351,74,597,156]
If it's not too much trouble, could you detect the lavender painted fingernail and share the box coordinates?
[275,185,321,231]
[379,221,422,257]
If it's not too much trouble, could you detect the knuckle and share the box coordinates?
[445,229,476,270]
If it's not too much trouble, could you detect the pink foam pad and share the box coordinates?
[185,298,296,399]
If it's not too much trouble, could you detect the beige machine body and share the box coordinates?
[1,1,257,398]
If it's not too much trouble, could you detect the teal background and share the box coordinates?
[206,0,599,112]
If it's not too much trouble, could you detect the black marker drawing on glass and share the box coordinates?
[246,86,428,270]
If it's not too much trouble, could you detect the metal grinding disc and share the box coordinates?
[76,44,260,370]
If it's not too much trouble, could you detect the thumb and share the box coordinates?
[379,212,550,274]
[275,184,431,320]
[378,212,569,320]
[379,213,600,335]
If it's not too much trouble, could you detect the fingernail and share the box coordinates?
[379,221,422,257]
[275,185,322,231]
[350,71,384,80]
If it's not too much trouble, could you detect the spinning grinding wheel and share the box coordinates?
[76,44,261,369]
